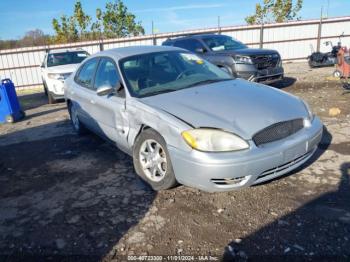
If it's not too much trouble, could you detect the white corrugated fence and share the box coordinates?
[0,16,349,89]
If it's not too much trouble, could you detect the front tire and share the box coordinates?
[133,129,178,191]
[48,92,57,104]
[68,102,86,135]
[43,81,48,96]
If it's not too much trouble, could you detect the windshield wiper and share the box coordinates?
[184,78,232,89]
[141,88,177,97]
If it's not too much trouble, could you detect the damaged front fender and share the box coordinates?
[125,98,193,154]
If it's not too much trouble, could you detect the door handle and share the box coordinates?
[116,126,125,134]
[90,99,95,104]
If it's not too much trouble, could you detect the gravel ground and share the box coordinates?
[0,62,349,261]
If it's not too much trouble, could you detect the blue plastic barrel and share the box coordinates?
[0,79,25,123]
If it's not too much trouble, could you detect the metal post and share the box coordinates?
[316,7,323,52]
[259,23,264,49]
[218,16,221,34]
[99,30,104,51]
[152,21,156,46]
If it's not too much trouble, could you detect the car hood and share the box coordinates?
[46,64,79,74]
[215,48,278,56]
[141,79,307,140]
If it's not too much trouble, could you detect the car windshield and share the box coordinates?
[119,51,233,98]
[203,35,247,51]
[47,51,89,67]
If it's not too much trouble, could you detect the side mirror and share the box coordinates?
[115,80,123,93]
[220,67,230,74]
[97,85,114,96]
[195,47,205,53]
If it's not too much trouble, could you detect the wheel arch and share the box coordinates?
[66,98,72,108]
[126,101,193,154]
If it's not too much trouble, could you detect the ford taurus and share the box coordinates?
[64,46,323,192]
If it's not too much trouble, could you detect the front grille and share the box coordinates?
[253,119,304,146]
[256,150,313,182]
[251,55,279,69]
[62,73,72,79]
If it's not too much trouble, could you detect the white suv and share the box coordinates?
[41,49,89,104]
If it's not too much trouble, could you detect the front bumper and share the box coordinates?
[235,63,284,84]
[46,78,65,96]
[168,117,323,192]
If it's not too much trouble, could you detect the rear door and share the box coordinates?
[91,57,129,150]
[69,57,100,130]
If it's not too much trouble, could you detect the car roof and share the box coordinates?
[164,33,221,42]
[90,45,186,60]
[48,48,86,54]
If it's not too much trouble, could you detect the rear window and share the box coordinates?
[202,35,247,51]
[47,51,89,67]
[173,39,204,53]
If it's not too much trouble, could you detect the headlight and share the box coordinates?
[272,53,282,67]
[301,100,314,124]
[233,55,253,64]
[181,128,249,152]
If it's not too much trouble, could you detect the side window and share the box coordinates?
[94,58,120,90]
[174,39,204,53]
[75,58,99,89]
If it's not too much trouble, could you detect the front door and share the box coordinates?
[90,58,129,151]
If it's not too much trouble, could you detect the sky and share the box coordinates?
[0,0,349,40]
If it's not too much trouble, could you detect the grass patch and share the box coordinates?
[16,87,43,96]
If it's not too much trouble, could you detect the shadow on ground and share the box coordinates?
[18,92,48,110]
[223,162,350,261]
[0,122,156,260]
[270,77,297,89]
[222,126,349,261]
[252,126,332,189]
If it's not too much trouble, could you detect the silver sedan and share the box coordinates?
[64,46,323,192]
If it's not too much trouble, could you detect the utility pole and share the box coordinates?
[316,7,323,52]
[259,16,264,49]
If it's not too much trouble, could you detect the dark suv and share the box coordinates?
[162,34,284,84]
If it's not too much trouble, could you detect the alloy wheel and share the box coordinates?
[139,139,167,182]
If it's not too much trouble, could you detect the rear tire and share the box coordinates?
[68,102,86,135]
[308,58,318,68]
[133,128,178,191]
[333,70,343,78]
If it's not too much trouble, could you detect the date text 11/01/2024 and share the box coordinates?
[127,255,219,261]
